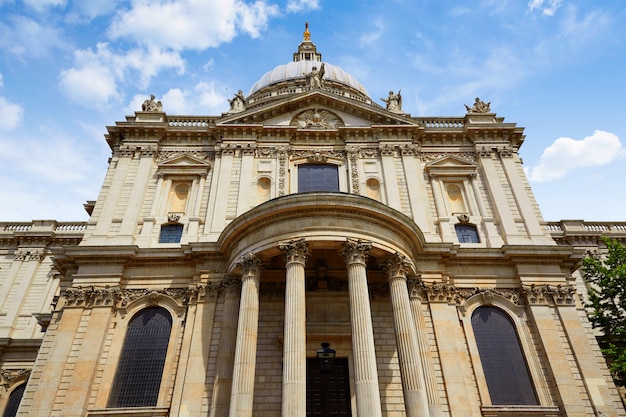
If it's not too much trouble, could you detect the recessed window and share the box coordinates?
[159,223,184,243]
[2,384,25,417]
[108,307,173,408]
[455,224,479,243]
[298,164,339,193]
[471,306,538,405]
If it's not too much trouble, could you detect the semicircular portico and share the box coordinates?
[218,192,426,274]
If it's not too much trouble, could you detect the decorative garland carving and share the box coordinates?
[357,147,380,158]
[420,152,477,163]
[521,284,576,306]
[346,148,360,194]
[61,280,240,310]
[0,369,30,388]
[278,147,289,196]
[256,147,278,158]
[156,150,214,163]
[419,282,522,306]
[400,144,420,156]
[290,149,344,161]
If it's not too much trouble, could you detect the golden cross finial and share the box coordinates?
[303,21,311,41]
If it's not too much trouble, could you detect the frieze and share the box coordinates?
[420,152,477,163]
[521,284,576,306]
[14,249,45,262]
[0,369,30,388]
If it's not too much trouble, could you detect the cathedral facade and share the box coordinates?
[0,27,624,417]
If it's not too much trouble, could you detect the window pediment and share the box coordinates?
[425,155,477,177]
[157,154,212,177]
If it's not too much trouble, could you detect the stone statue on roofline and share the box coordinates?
[381,90,402,113]
[465,97,491,114]
[304,63,325,89]
[142,95,163,112]
[228,89,246,113]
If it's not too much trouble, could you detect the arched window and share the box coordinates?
[108,307,173,408]
[471,306,538,405]
[159,223,184,243]
[2,384,25,417]
[455,224,479,243]
[298,164,339,192]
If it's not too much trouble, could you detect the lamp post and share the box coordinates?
[317,342,336,373]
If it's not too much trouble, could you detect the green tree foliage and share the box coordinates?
[583,237,626,386]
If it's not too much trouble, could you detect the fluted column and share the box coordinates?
[407,279,444,417]
[210,278,241,417]
[341,239,382,417]
[382,254,430,417]
[229,253,263,417]
[279,238,309,417]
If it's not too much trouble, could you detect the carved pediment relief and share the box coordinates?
[157,152,213,177]
[424,154,477,177]
[290,108,344,129]
[218,90,416,127]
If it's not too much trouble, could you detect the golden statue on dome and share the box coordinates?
[303,21,311,41]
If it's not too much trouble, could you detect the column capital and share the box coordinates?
[278,238,310,266]
[341,238,372,266]
[381,252,413,281]
[236,252,263,278]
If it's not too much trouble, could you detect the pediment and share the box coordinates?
[424,155,477,177]
[217,89,417,128]
[157,153,212,177]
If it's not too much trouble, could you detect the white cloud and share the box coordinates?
[0,97,24,131]
[0,16,69,59]
[527,130,623,182]
[58,43,184,108]
[528,0,563,16]
[286,0,320,13]
[127,82,228,115]
[359,19,384,48]
[108,0,280,51]
[22,0,66,11]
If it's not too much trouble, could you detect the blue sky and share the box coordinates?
[0,0,624,222]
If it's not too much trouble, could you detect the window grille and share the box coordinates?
[471,306,538,405]
[159,223,184,243]
[2,384,25,417]
[108,307,172,408]
[455,224,480,243]
[298,164,339,193]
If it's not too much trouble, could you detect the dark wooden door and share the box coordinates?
[306,358,351,416]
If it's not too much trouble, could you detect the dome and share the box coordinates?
[248,60,369,97]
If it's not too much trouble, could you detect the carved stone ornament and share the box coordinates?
[347,149,360,194]
[236,252,263,276]
[340,238,372,265]
[61,281,235,310]
[14,249,45,262]
[420,152,477,163]
[291,109,344,129]
[278,238,310,265]
[521,284,577,306]
[464,97,491,114]
[157,150,214,163]
[420,282,522,306]
[457,214,470,224]
[381,253,413,279]
[168,213,181,223]
[141,94,163,112]
[291,149,344,161]
[0,369,30,388]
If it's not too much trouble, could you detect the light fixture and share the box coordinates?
[317,342,336,373]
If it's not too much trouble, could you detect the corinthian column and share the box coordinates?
[341,239,382,417]
[278,238,309,417]
[229,253,262,417]
[382,253,430,417]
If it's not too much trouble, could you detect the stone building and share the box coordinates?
[0,26,625,417]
